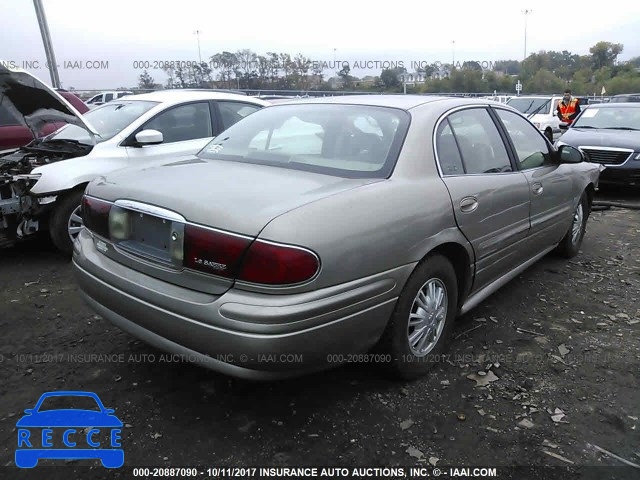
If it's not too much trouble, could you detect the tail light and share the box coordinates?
[82,195,111,238]
[183,225,319,285]
[237,240,320,285]
[83,196,320,286]
[184,225,252,278]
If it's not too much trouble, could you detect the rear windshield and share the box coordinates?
[197,104,410,178]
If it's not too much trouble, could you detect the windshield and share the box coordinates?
[197,104,410,178]
[572,107,640,130]
[506,98,551,114]
[48,100,159,144]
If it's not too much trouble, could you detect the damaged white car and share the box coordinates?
[0,65,269,254]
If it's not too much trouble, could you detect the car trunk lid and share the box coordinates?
[84,157,380,293]
[88,157,380,236]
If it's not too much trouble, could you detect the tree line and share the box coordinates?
[137,41,640,95]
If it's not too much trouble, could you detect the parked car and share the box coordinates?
[0,89,89,150]
[609,93,640,103]
[73,95,601,380]
[556,103,640,187]
[85,91,133,109]
[481,95,512,104]
[506,95,568,142]
[0,65,269,254]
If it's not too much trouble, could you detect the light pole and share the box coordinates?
[523,9,532,60]
[33,0,60,88]
[193,30,202,64]
[452,40,455,68]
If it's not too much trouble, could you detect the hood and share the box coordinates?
[560,127,640,151]
[86,157,382,236]
[0,63,98,139]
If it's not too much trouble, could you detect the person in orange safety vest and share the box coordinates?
[557,89,581,125]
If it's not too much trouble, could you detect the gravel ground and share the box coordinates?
[0,190,639,480]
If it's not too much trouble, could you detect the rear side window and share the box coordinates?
[435,120,464,175]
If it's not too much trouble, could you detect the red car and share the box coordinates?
[0,89,89,150]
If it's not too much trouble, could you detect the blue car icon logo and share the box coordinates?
[15,391,123,468]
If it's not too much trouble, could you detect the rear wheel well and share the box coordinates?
[423,243,472,312]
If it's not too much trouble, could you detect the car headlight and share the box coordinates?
[37,195,57,205]
[13,173,41,182]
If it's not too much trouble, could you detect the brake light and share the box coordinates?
[82,195,111,238]
[237,240,319,285]
[182,225,319,285]
[183,224,251,278]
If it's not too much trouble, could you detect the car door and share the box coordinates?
[124,101,216,163]
[435,107,532,291]
[492,107,575,247]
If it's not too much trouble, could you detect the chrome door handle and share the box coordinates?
[532,183,544,195]
[460,197,478,213]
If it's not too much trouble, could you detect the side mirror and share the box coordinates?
[134,129,163,146]
[558,145,583,164]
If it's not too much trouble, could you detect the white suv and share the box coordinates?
[506,95,563,142]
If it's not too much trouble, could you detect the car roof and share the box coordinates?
[118,90,270,106]
[265,94,475,110]
[508,95,562,99]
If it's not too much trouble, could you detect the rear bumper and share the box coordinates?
[73,229,412,380]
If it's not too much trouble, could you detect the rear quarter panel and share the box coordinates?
[257,177,469,293]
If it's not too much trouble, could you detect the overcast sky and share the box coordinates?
[1,0,639,90]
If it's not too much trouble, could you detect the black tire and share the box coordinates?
[556,191,590,258]
[544,129,553,143]
[378,255,458,380]
[49,189,85,256]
